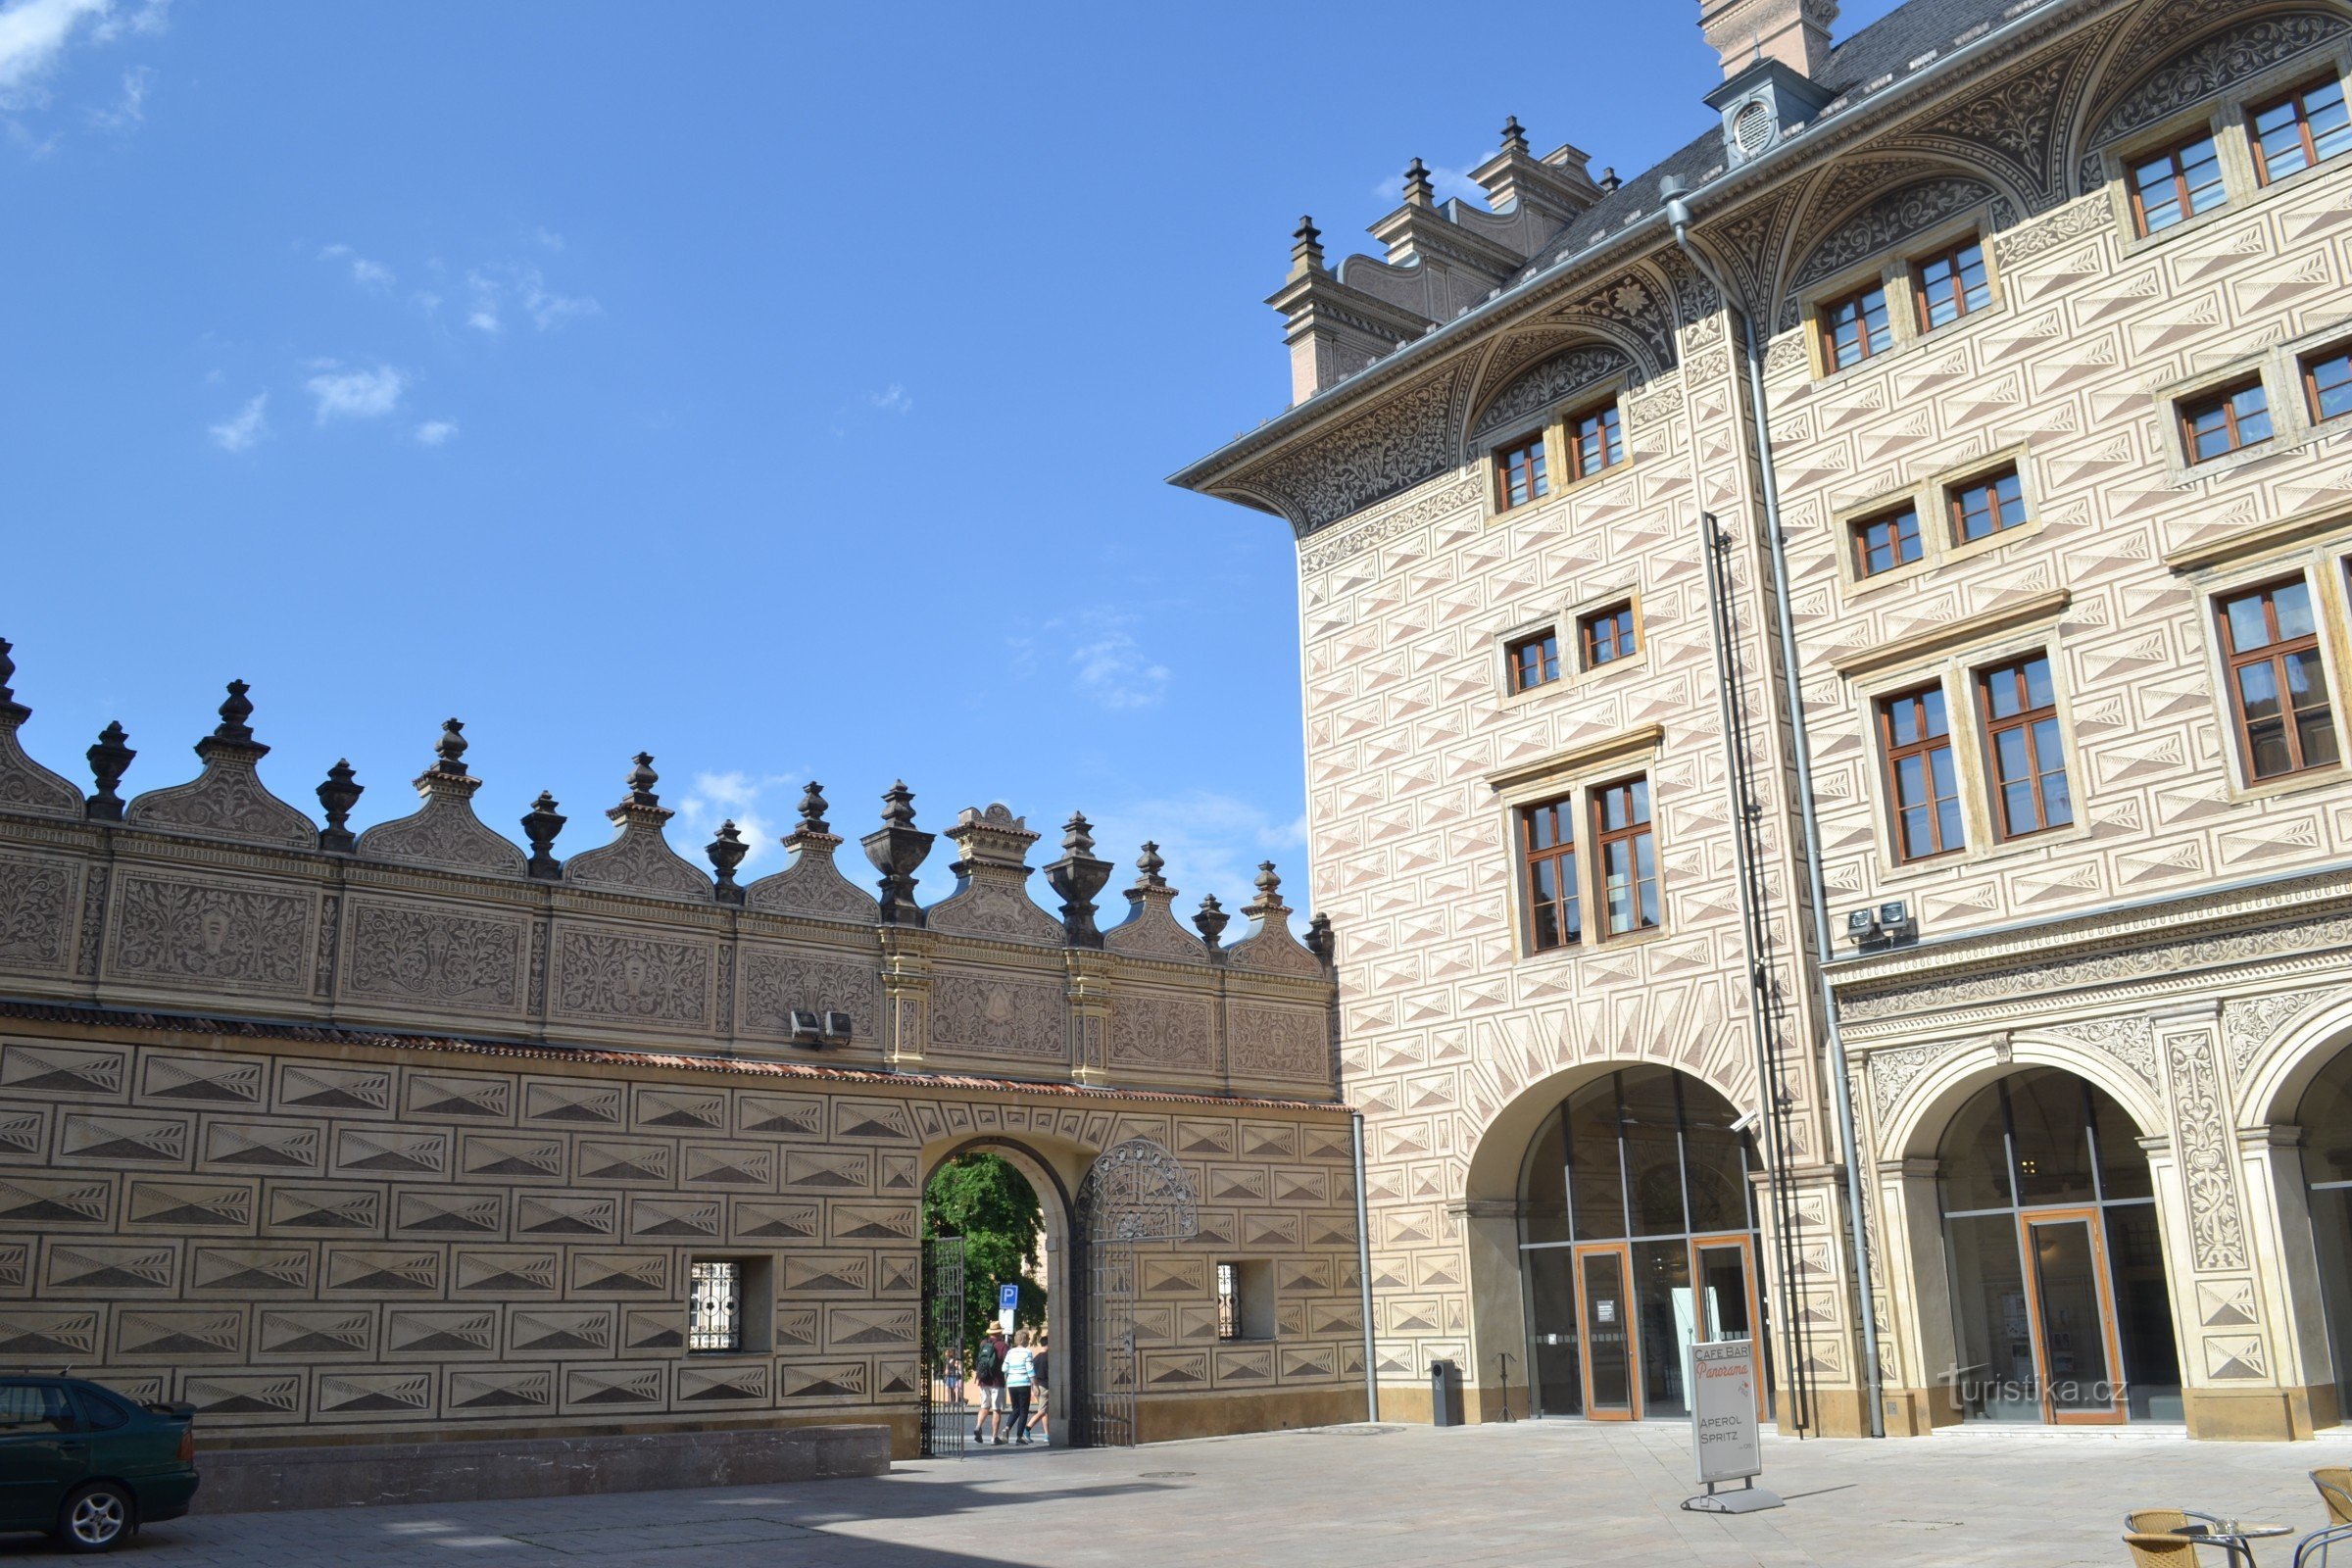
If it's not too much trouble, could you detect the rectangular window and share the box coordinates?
[1950,466,2029,543]
[2130,132,2227,234]
[1592,777,1659,938]
[1978,655,2073,840]
[1914,239,1991,331]
[1216,1262,1239,1341]
[1567,400,1625,480]
[2180,378,2273,464]
[688,1259,743,1352]
[1852,504,1924,578]
[1881,684,1963,861]
[1494,432,1548,512]
[2252,76,2352,183]
[1521,797,1581,953]
[1217,1260,1274,1340]
[2219,577,2340,780]
[1822,283,1892,370]
[1580,602,1638,668]
[1508,629,1560,693]
[2304,343,2352,424]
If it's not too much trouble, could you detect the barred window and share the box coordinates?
[688,1259,743,1352]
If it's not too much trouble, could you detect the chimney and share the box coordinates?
[1698,0,1838,80]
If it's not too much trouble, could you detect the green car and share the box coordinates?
[0,1376,199,1552]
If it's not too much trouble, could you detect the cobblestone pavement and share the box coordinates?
[12,1421,2350,1567]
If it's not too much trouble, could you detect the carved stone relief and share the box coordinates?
[738,944,880,1041]
[2089,13,2349,148]
[341,900,525,1011]
[1468,345,1633,440]
[564,819,710,901]
[744,835,880,924]
[2167,1033,2248,1272]
[929,968,1064,1059]
[2222,988,2334,1076]
[0,710,80,819]
[2051,1014,2159,1092]
[1866,1038,1965,1119]
[925,874,1063,946]
[1228,925,1324,979]
[1295,476,1483,577]
[1991,196,2111,265]
[1103,891,1208,963]
[110,875,313,994]
[1229,1003,1329,1079]
[1230,362,1475,535]
[1109,992,1215,1073]
[1788,179,2000,296]
[127,752,316,851]
[550,928,712,1027]
[0,852,76,975]
[354,784,527,878]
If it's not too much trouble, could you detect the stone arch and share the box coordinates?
[1458,334,1641,459]
[2068,1,2352,195]
[1773,170,2009,332]
[1875,1028,2170,1167]
[2233,993,2352,1128]
[1461,1054,1758,1204]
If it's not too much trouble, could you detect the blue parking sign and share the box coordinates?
[998,1283,1019,1312]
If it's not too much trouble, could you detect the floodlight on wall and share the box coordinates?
[820,1011,853,1044]
[1844,907,1881,947]
[788,1009,825,1046]
[1877,901,1916,945]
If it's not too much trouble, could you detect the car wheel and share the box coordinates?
[56,1482,134,1553]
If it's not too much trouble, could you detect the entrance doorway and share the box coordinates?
[921,1151,1051,1454]
[2298,1046,2352,1419]
[1936,1068,2181,1424]
[1518,1067,1767,1421]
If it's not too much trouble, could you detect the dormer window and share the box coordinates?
[1494,432,1549,512]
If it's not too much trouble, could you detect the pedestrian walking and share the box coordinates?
[972,1326,1009,1444]
[944,1348,964,1415]
[1026,1332,1050,1442]
[1004,1328,1038,1445]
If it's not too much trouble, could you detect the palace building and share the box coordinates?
[1176,0,2352,1442]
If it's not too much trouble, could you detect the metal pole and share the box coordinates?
[1697,510,1804,1436]
[1666,205,1885,1439]
[1351,1109,1379,1423]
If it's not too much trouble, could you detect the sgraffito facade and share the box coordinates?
[1179,0,2352,1441]
[0,647,1360,1456]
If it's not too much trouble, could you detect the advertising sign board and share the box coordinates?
[1684,1339,1782,1514]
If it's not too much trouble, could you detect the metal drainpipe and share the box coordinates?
[1351,1110,1379,1422]
[1665,190,1886,1439]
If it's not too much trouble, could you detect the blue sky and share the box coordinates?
[0,0,1904,913]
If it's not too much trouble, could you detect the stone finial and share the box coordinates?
[944,802,1040,871]
[432,718,469,777]
[797,779,831,836]
[1252,860,1283,902]
[521,791,566,879]
[1043,810,1113,949]
[316,760,364,852]
[709,819,749,905]
[1194,893,1230,954]
[1289,215,1325,278]
[0,637,14,704]
[85,722,134,822]
[1500,116,1529,156]
[1135,841,1167,891]
[623,752,660,808]
[1402,158,1436,209]
[216,680,256,744]
[1306,911,1336,966]
[861,780,934,926]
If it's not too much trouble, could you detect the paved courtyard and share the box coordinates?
[19,1421,2351,1568]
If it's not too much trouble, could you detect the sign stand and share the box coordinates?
[1682,1338,1783,1515]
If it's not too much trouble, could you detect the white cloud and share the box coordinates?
[318,242,394,289]
[88,0,164,44]
[866,383,912,415]
[532,226,564,251]
[0,0,109,108]
[414,418,457,446]
[1369,159,1487,208]
[670,770,810,873]
[464,263,598,333]
[304,363,406,423]
[207,393,269,453]
[516,267,597,329]
[1062,611,1170,710]
[82,60,143,128]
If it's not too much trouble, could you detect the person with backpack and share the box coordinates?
[1003,1329,1038,1445]
[972,1327,1009,1444]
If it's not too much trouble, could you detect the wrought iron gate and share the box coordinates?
[920,1236,966,1458]
[1074,1137,1198,1448]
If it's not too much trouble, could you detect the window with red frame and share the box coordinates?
[1494,432,1548,511]
[1521,798,1581,952]
[1881,684,1963,861]
[2218,577,2340,780]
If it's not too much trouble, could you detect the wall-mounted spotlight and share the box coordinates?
[1844,907,1881,947]
[1876,901,1916,945]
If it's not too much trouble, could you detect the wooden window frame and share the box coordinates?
[1976,655,2071,842]
[1851,503,1925,579]
[1589,775,1659,941]
[1912,237,1990,333]
[2250,75,2350,185]
[2217,575,2340,782]
[1494,430,1549,513]
[1519,796,1582,954]
[2302,342,2352,425]
[2128,130,2227,236]
[2178,377,2272,465]
[1947,466,2028,545]
[1507,628,1561,694]
[1820,281,1892,371]
[1879,683,1963,862]
[1578,601,1638,670]
[1565,398,1626,482]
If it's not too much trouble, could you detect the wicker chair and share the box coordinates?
[2125,1511,2250,1568]
[2314,1470,2352,1528]
[2127,1534,2205,1566]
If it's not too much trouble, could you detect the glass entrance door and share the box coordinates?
[1690,1233,1766,1419]
[1575,1243,1638,1420]
[2020,1210,2126,1424]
